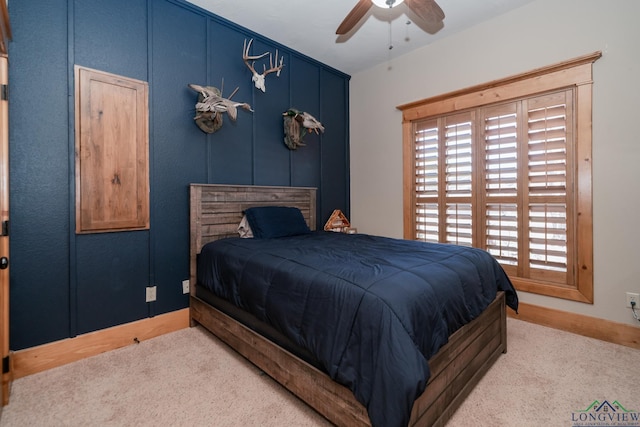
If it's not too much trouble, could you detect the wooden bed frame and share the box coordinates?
[189,183,507,427]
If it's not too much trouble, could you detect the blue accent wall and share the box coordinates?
[7,0,350,350]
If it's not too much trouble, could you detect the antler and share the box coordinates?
[263,49,284,78]
[242,39,269,74]
[242,38,284,92]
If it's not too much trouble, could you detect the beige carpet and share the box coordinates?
[0,318,638,426]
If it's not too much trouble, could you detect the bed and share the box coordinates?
[189,183,518,427]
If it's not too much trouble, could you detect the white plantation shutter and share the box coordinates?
[446,203,472,246]
[414,113,476,246]
[524,91,574,285]
[483,104,519,268]
[411,91,576,286]
[528,203,568,273]
[414,119,439,242]
[485,203,518,267]
[401,53,598,302]
[444,113,474,246]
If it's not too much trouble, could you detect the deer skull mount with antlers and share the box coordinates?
[242,38,284,93]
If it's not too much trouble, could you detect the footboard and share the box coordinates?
[191,291,506,427]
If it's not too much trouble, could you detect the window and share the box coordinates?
[398,52,601,303]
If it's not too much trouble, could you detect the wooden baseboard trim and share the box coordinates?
[508,302,640,350]
[12,309,190,379]
[11,304,638,380]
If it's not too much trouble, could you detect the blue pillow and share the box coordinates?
[243,206,311,239]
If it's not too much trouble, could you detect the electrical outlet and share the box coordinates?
[182,279,190,294]
[626,292,639,308]
[146,286,157,302]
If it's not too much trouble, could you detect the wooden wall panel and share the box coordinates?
[73,0,149,82]
[151,0,209,314]
[320,69,350,224]
[74,66,149,233]
[75,232,150,334]
[207,21,254,185]
[251,39,292,186]
[290,57,322,187]
[8,0,72,350]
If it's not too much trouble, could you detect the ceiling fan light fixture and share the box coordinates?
[371,0,405,8]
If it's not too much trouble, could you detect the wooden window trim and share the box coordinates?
[398,52,601,303]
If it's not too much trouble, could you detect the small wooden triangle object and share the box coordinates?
[324,209,351,232]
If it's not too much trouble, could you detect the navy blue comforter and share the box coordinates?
[198,231,518,427]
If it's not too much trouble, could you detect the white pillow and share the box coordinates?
[237,215,254,238]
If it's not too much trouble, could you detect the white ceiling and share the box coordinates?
[184,0,536,75]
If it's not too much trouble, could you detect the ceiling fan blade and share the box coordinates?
[336,0,373,35]
[405,0,445,23]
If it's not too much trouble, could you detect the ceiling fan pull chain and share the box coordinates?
[387,21,394,70]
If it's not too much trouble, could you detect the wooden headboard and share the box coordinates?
[189,184,317,291]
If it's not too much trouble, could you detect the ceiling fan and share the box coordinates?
[336,0,445,35]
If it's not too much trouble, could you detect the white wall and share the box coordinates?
[350,0,640,327]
